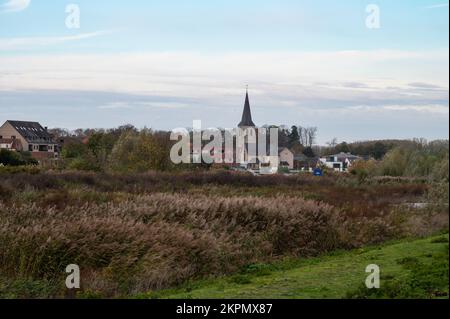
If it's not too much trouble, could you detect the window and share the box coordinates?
[11,135,16,139]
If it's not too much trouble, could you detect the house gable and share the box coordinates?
[0,121,27,151]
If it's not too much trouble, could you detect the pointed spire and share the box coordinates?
[238,86,256,127]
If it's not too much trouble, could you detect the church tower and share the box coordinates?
[238,87,256,128]
[237,87,257,166]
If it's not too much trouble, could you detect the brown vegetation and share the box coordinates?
[0,170,447,298]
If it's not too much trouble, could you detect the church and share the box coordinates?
[236,88,294,173]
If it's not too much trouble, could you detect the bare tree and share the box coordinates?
[307,127,318,147]
[297,126,318,147]
[47,128,70,138]
[297,126,304,145]
[326,137,338,148]
[72,129,86,138]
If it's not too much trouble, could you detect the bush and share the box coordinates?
[349,159,378,182]
[379,148,409,176]
[108,129,169,173]
[0,149,38,166]
[379,142,449,179]
[66,157,101,172]
[0,165,40,175]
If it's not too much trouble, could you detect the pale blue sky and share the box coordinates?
[0,0,448,143]
[1,0,448,52]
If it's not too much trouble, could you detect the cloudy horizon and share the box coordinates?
[0,0,448,144]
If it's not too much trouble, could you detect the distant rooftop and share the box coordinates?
[5,120,54,144]
[329,152,360,159]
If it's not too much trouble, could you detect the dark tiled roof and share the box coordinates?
[238,90,256,127]
[7,120,54,144]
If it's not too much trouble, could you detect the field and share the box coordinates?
[0,169,448,298]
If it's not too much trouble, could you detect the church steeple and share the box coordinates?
[238,87,256,128]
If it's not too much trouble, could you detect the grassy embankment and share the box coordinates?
[141,234,449,299]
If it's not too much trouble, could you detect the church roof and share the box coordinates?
[238,90,256,127]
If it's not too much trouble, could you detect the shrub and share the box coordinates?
[379,143,449,179]
[108,130,169,173]
[66,157,101,172]
[349,159,378,182]
[0,149,38,166]
[0,165,41,175]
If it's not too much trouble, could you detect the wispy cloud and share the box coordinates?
[425,3,449,9]
[0,0,30,13]
[408,82,444,90]
[0,50,447,103]
[0,31,110,51]
[0,49,447,142]
[348,104,449,115]
[99,101,192,110]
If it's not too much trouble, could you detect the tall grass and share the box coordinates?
[1,192,445,298]
[0,171,446,298]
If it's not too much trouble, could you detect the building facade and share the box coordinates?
[0,120,59,160]
[319,152,360,172]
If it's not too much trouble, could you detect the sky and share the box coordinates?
[0,0,448,144]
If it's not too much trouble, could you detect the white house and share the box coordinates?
[319,152,361,172]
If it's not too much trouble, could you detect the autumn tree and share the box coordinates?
[108,129,169,173]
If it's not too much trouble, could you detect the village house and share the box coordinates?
[278,147,294,169]
[319,152,360,172]
[0,120,59,160]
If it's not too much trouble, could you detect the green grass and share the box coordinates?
[139,234,449,299]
